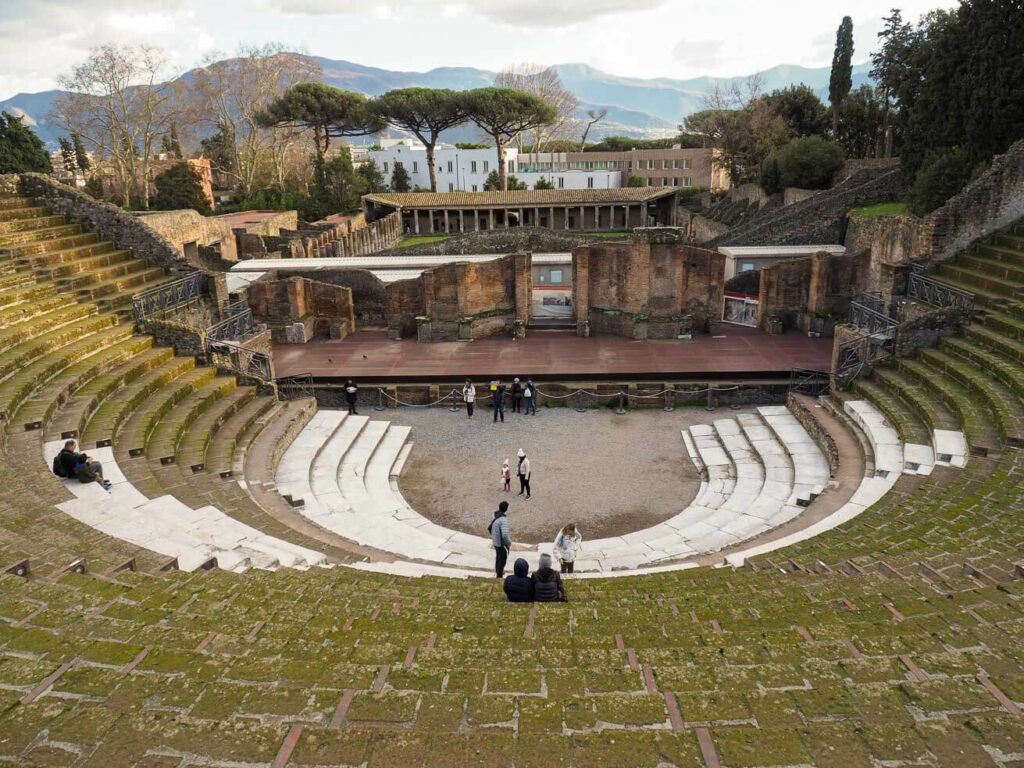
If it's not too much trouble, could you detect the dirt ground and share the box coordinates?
[394,404,757,543]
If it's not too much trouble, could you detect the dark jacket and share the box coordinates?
[503,559,533,602]
[344,383,358,403]
[57,448,82,478]
[531,567,566,602]
[512,381,522,396]
[492,384,506,406]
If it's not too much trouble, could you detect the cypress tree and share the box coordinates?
[829,16,855,134]
[72,133,90,171]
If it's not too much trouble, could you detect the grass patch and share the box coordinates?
[852,202,909,217]
[397,235,449,248]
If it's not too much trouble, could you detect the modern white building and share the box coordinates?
[362,139,621,192]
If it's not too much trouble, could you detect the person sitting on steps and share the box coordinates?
[502,558,533,602]
[531,553,567,602]
[54,440,111,490]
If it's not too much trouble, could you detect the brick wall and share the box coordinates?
[758,252,861,334]
[574,229,724,338]
[135,209,239,263]
[248,277,355,343]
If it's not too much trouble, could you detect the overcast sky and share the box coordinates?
[1,0,955,100]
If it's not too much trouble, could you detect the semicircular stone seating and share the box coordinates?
[4,190,1024,763]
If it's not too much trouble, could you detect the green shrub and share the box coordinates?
[907,148,983,216]
[761,136,845,194]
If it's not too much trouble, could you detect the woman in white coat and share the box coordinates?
[553,522,582,574]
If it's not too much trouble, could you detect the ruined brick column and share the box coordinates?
[573,246,590,337]
[513,251,532,329]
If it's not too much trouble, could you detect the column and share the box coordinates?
[519,207,524,228]
[428,211,435,234]
[413,209,420,234]
[488,209,494,230]
[504,209,510,228]
[594,206,600,229]
[474,209,480,231]
[580,206,585,230]
[623,204,629,230]
[444,210,449,233]
[549,206,555,230]
[459,210,464,233]
[564,205,570,230]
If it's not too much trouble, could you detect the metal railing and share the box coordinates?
[207,307,260,344]
[132,271,205,324]
[848,300,898,341]
[276,373,315,400]
[788,368,831,397]
[208,340,273,383]
[834,329,894,389]
[907,270,976,322]
[852,291,886,315]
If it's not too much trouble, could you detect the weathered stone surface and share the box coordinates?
[248,277,356,344]
[758,252,861,334]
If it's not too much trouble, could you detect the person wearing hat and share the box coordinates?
[511,377,523,414]
[516,448,531,499]
[531,553,566,602]
[502,558,533,602]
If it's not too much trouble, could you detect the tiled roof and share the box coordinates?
[363,187,677,208]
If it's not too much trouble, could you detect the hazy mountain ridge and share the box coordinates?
[0,56,873,148]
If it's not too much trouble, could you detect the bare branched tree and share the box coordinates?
[495,64,579,152]
[53,44,188,208]
[191,44,321,198]
[579,108,608,150]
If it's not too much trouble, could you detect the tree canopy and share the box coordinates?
[0,112,52,174]
[257,82,386,154]
[463,87,557,190]
[761,136,845,194]
[150,162,211,214]
[374,88,466,192]
[829,16,855,133]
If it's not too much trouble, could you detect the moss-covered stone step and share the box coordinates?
[0,313,115,380]
[0,213,64,235]
[57,255,153,290]
[176,386,257,471]
[0,271,33,290]
[74,265,167,300]
[95,273,174,314]
[966,322,1024,367]
[0,194,34,209]
[0,281,55,311]
[47,346,176,440]
[0,205,48,223]
[204,395,276,475]
[940,335,1024,404]
[894,357,1000,455]
[0,304,99,356]
[0,324,134,421]
[939,263,1024,297]
[976,241,1024,265]
[145,377,238,462]
[13,335,154,430]
[1,227,93,254]
[114,367,219,455]
[959,253,1024,284]
[852,377,932,445]
[870,366,962,434]
[24,240,120,271]
[979,308,1024,341]
[917,347,1024,444]
[0,293,64,329]
[81,356,200,447]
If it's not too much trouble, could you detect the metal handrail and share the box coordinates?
[208,339,273,383]
[132,271,205,324]
[907,270,976,321]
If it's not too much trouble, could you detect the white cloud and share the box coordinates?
[671,39,726,69]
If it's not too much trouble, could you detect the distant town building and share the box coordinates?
[362,138,620,192]
[518,147,730,192]
[363,187,679,234]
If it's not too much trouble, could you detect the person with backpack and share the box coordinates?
[488,501,512,578]
[502,558,533,602]
[553,523,583,574]
[54,440,111,491]
[523,378,537,415]
[531,553,567,602]
[516,448,531,499]
[344,379,359,415]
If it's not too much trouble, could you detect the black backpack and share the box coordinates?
[52,453,68,478]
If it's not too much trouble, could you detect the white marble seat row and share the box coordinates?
[271,406,834,574]
[724,398,966,567]
[44,442,327,572]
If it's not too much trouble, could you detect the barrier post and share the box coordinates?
[448,389,460,413]
[374,388,387,411]
[705,386,716,412]
[615,391,626,415]
[664,388,675,412]
[575,390,587,413]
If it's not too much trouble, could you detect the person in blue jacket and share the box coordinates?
[503,558,533,602]
[488,500,511,577]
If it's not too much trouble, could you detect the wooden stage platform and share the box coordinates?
[272,326,834,383]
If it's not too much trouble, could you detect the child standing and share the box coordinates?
[501,459,511,491]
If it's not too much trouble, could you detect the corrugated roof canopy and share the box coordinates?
[363,187,677,209]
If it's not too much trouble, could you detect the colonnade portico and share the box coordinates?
[362,188,679,236]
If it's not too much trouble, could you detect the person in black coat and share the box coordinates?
[531,553,567,602]
[503,558,533,602]
[511,378,523,413]
[344,379,359,414]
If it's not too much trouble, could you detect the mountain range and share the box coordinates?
[0,56,874,149]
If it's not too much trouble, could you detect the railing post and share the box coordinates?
[615,391,626,415]
[664,388,674,412]
[374,388,387,411]
[705,386,716,411]
[448,389,459,413]
[575,390,586,413]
